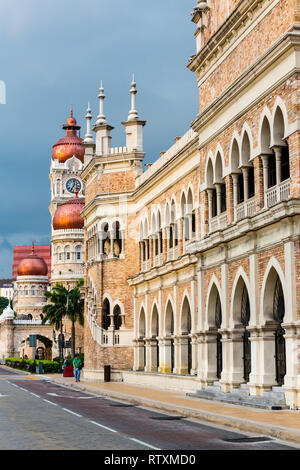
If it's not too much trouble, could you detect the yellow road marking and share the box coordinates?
[0,376,43,380]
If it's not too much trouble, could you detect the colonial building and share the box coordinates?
[0,244,56,360]
[81,0,300,410]
[0,279,13,302]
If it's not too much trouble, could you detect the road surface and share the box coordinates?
[0,367,297,451]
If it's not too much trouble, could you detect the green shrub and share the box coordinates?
[5,357,60,374]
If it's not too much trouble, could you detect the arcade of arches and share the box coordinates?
[134,260,296,403]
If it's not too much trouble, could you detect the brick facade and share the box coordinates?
[80,0,300,408]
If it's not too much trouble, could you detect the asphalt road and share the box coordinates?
[0,367,297,451]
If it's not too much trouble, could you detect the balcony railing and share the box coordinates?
[266,179,290,208]
[167,247,179,262]
[13,320,50,325]
[141,260,151,272]
[153,253,163,268]
[209,213,227,233]
[236,197,255,221]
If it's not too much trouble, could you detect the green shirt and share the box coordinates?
[73,358,81,368]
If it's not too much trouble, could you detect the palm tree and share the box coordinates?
[67,279,84,358]
[42,284,68,363]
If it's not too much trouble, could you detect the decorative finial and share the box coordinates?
[128,74,138,121]
[84,102,94,144]
[96,81,107,126]
[70,104,73,118]
[32,241,35,254]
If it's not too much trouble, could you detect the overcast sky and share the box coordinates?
[0,0,197,278]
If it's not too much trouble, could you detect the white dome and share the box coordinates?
[1,302,14,320]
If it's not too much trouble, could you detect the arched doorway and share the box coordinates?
[215,294,222,380]
[263,267,286,387]
[180,297,192,375]
[151,304,159,371]
[241,285,251,382]
[139,308,146,371]
[36,335,53,360]
[273,275,286,385]
[165,301,174,373]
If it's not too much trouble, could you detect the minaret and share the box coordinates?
[93,82,114,156]
[84,103,94,144]
[122,75,146,152]
[83,102,95,164]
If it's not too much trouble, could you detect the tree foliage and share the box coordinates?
[42,281,84,359]
[0,297,9,314]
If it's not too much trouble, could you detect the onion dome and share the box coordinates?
[17,243,48,277]
[53,185,85,230]
[52,106,84,163]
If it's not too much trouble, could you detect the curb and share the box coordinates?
[48,376,300,446]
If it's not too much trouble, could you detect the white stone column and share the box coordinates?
[215,183,222,216]
[160,338,173,373]
[177,335,189,375]
[273,146,282,185]
[261,155,269,207]
[282,241,299,408]
[241,166,250,201]
[250,323,278,395]
[207,189,213,220]
[220,328,245,392]
[232,173,239,220]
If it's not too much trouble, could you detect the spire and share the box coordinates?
[84,102,94,144]
[32,241,35,255]
[70,104,73,118]
[128,74,139,121]
[96,81,107,126]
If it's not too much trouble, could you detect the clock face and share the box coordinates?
[66,178,82,194]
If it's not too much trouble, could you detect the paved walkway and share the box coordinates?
[46,373,300,445]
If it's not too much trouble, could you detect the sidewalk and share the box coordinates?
[47,373,300,445]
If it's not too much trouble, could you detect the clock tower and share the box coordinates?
[49,106,85,218]
[49,107,85,355]
[49,107,85,288]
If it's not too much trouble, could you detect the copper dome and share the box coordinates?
[52,107,84,163]
[53,196,85,230]
[17,244,48,277]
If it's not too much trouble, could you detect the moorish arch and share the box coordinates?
[231,271,252,382]
[206,278,223,380]
[151,302,160,370]
[180,296,192,374]
[164,299,175,373]
[262,260,286,386]
[138,306,146,370]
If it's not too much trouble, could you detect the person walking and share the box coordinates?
[62,356,70,377]
[73,354,82,382]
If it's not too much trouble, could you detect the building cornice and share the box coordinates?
[188,0,275,76]
[187,200,300,258]
[128,254,198,287]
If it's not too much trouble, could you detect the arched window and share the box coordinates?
[102,224,110,256]
[102,298,111,330]
[113,305,122,330]
[64,245,71,261]
[75,245,82,261]
[112,221,122,257]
